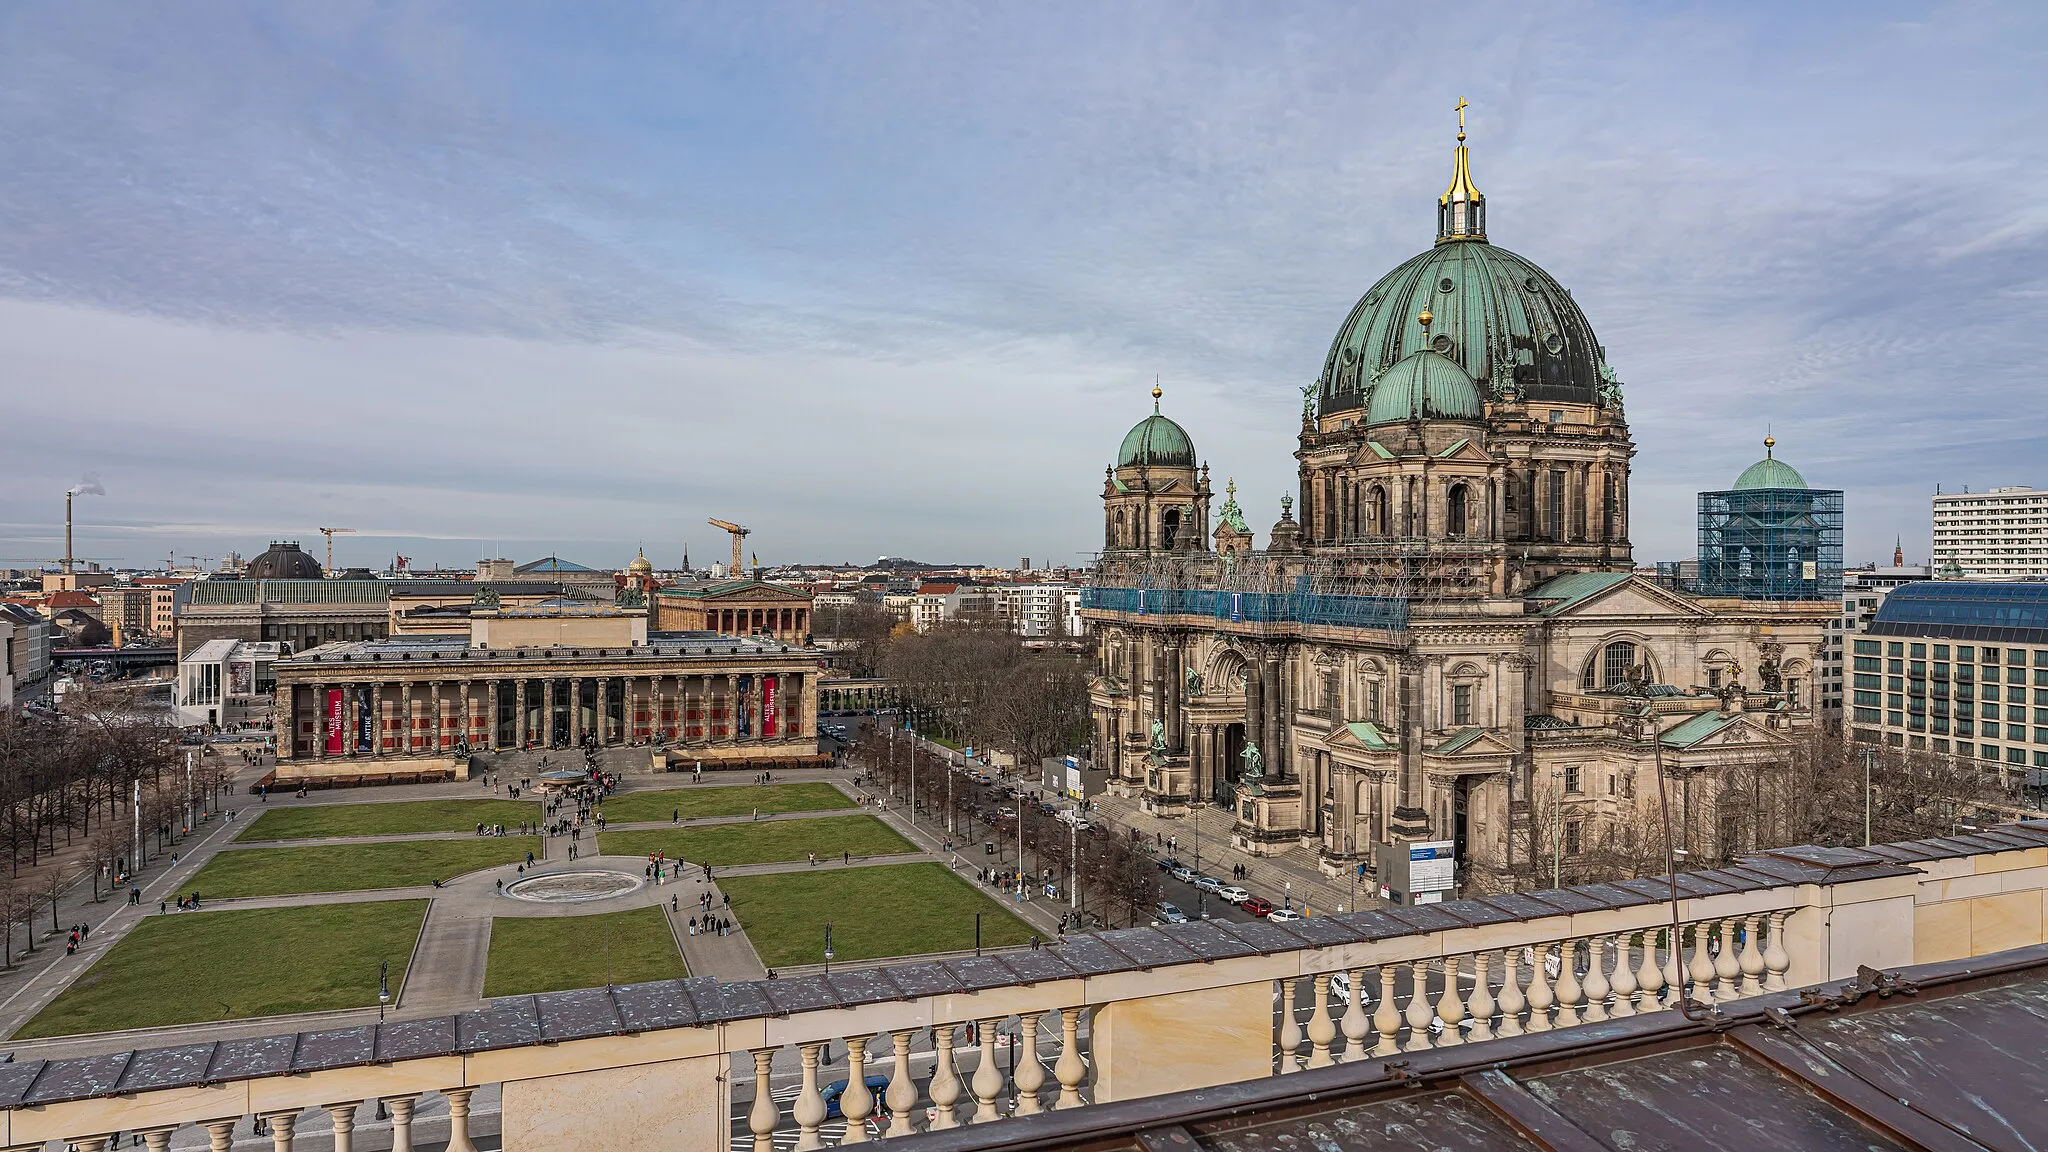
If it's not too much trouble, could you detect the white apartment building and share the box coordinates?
[1820,566,1932,717]
[991,583,1085,637]
[1933,486,2048,577]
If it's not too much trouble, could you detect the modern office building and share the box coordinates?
[1933,486,2048,577]
[1851,581,2048,769]
[1818,565,1934,717]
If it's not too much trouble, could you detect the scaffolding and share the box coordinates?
[1695,486,1844,601]
[1080,549,1475,632]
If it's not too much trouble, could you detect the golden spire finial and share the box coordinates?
[1455,96,1468,142]
[1764,434,1776,457]
[1419,309,1434,330]
[1152,376,1163,411]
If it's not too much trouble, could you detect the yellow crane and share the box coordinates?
[707,518,750,577]
[318,527,357,575]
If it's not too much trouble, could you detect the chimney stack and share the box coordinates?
[64,490,73,575]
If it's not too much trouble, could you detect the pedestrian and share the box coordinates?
[671,894,678,912]
[160,901,167,915]
[672,808,679,824]
[688,917,697,936]
[843,850,849,866]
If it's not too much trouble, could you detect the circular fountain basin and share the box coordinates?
[505,870,644,904]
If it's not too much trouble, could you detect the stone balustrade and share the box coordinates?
[6,825,2048,1152]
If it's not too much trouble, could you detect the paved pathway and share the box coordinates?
[1089,792,1364,912]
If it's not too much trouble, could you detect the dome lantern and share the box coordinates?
[1437,97,1486,245]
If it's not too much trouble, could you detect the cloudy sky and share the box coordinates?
[2,2,2044,572]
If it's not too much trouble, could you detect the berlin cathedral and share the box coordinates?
[1080,113,1835,894]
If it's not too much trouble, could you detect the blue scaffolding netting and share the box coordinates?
[1695,486,1844,601]
[1081,577,1408,631]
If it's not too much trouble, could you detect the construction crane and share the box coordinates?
[707,518,750,577]
[317,527,357,575]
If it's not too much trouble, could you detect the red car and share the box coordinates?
[1241,897,1276,918]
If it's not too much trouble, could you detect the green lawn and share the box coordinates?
[188,838,537,898]
[598,814,914,866]
[484,907,687,997]
[601,782,852,824]
[236,799,542,842]
[720,863,1037,968]
[16,901,428,1038]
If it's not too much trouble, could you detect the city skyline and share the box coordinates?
[2,2,2044,570]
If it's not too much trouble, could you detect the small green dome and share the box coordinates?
[1364,349,1485,426]
[1118,412,1196,469]
[1734,438,1807,490]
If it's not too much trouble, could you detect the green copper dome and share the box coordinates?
[1118,411,1196,469]
[1364,349,1485,426]
[1734,438,1807,490]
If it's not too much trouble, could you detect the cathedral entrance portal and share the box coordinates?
[1216,723,1246,806]
[1452,776,1472,875]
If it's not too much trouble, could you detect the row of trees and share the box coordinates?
[0,688,236,964]
[855,731,1162,928]
[1482,725,2038,893]
[879,623,1090,767]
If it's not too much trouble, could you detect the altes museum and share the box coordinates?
[1080,116,1836,892]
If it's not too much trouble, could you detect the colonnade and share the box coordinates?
[707,605,809,641]
[278,669,809,761]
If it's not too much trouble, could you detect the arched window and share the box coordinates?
[1581,641,1649,691]
[1448,484,1469,537]
[1738,546,1754,579]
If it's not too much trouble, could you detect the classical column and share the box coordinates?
[597,677,609,744]
[312,682,327,758]
[399,682,414,754]
[429,681,443,751]
[756,675,769,742]
[513,678,528,747]
[271,684,295,761]
[727,674,741,742]
[571,677,586,744]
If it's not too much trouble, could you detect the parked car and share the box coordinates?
[1241,896,1276,917]
[1267,907,1304,923]
[1217,885,1250,905]
[1193,875,1224,893]
[1169,864,1197,883]
[822,1075,892,1119]
[1154,901,1189,924]
[1155,856,1184,873]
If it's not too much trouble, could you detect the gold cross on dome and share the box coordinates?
[1455,96,1469,141]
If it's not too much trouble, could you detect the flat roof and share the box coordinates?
[279,631,820,668]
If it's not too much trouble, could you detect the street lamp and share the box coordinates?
[1863,746,1876,846]
[1550,770,1566,890]
[377,960,392,1023]
[824,923,835,975]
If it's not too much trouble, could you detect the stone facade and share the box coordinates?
[653,579,812,642]
[1082,135,1834,890]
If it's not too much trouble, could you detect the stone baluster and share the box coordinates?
[1637,929,1667,1011]
[1339,967,1371,1059]
[1494,949,1526,1038]
[325,1090,362,1147]
[137,1126,178,1152]
[1465,952,1496,1043]
[385,1096,419,1152]
[1739,915,1767,996]
[202,1118,240,1152]
[929,1025,964,1129]
[1053,1008,1088,1109]
[1581,937,1612,1023]
[1372,966,1402,1055]
[1434,955,1466,1046]
[1525,946,1555,1033]
[1686,923,1717,1005]
[794,1042,828,1150]
[885,1031,920,1134]
[1663,928,1686,1007]
[1554,941,1584,1027]
[1609,934,1638,1018]
[1714,919,1742,1000]
[1276,978,1302,1071]
[748,1049,781,1152]
[971,1018,1005,1122]
[1014,1012,1048,1115]
[438,1089,477,1152]
[1307,973,1338,1067]
[839,1034,876,1142]
[1763,910,1792,991]
[258,1107,299,1152]
[68,1136,112,1152]
[1402,961,1434,1052]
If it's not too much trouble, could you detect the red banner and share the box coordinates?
[325,689,345,754]
[762,676,779,738]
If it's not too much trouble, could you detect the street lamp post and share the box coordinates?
[377,960,391,1023]
[1068,818,1079,925]
[184,750,194,834]
[132,779,142,881]
[1863,746,1875,847]
[1192,808,1204,920]
[824,923,834,975]
[1551,770,1565,890]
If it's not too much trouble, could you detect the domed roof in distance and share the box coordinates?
[1118,411,1196,469]
[1365,349,1485,426]
[246,540,323,581]
[1734,437,1808,490]
[1319,240,1607,413]
[628,549,654,574]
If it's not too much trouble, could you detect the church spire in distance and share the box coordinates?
[1437,96,1487,244]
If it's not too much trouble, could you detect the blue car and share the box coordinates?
[822,1075,893,1119]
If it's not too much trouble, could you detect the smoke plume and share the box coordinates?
[69,472,106,497]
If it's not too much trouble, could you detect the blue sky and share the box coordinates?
[2,2,2044,571]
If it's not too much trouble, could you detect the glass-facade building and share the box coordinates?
[1852,581,2048,768]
